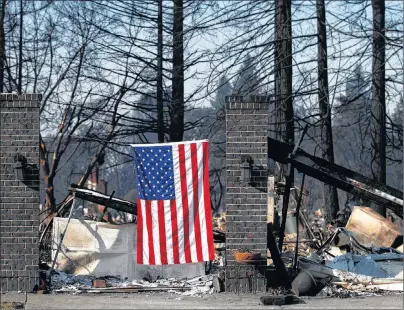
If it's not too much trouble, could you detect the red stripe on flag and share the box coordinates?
[145,200,155,265]
[202,141,215,260]
[158,200,168,265]
[136,199,143,264]
[190,143,203,262]
[178,144,192,263]
[170,199,180,264]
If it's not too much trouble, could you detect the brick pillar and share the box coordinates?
[225,95,270,293]
[0,94,41,292]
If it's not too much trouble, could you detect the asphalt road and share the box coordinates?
[2,292,403,309]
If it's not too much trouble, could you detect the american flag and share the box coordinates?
[131,140,215,265]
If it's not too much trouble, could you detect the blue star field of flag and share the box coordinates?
[134,145,176,200]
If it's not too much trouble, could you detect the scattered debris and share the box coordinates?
[50,271,96,292]
[265,286,292,295]
[50,270,215,297]
[318,285,387,298]
[294,207,404,297]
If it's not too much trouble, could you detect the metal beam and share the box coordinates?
[267,137,403,216]
[68,184,137,215]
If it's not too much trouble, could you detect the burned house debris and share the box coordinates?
[1,95,402,307]
[223,95,403,298]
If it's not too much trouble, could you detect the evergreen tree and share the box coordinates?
[233,54,261,96]
[211,75,232,110]
[390,97,403,150]
[346,65,368,99]
[335,65,371,127]
[391,97,403,128]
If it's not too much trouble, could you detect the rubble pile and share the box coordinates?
[48,205,402,300]
[169,276,214,297]
[282,233,312,256]
[292,206,403,297]
[51,271,96,292]
[50,271,215,297]
[318,285,391,298]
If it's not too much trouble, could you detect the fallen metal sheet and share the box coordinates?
[325,252,403,279]
[352,258,389,278]
[346,206,402,248]
[352,253,403,262]
[376,261,403,279]
[52,218,205,280]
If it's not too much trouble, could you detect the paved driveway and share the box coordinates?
[1,292,403,309]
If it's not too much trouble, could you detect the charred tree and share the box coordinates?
[316,0,339,223]
[157,0,164,143]
[170,0,184,142]
[370,0,386,216]
[17,0,22,93]
[275,0,294,182]
[0,0,5,92]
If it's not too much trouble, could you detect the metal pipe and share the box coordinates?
[294,173,306,270]
[278,125,308,252]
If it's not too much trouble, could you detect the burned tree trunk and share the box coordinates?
[157,0,164,143]
[370,0,386,216]
[316,0,339,223]
[0,0,6,92]
[40,108,71,211]
[18,0,22,93]
[170,0,184,142]
[39,134,56,210]
[275,0,294,182]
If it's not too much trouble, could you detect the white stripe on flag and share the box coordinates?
[172,145,186,264]
[197,142,209,262]
[151,201,161,265]
[184,143,198,262]
[140,200,149,264]
[164,200,174,264]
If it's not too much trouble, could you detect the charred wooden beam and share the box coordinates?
[68,184,137,215]
[267,223,292,288]
[213,229,226,243]
[267,137,403,216]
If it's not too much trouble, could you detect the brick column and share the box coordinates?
[0,94,41,292]
[225,95,270,292]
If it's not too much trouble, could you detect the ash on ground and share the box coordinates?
[50,270,215,297]
[317,285,403,299]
